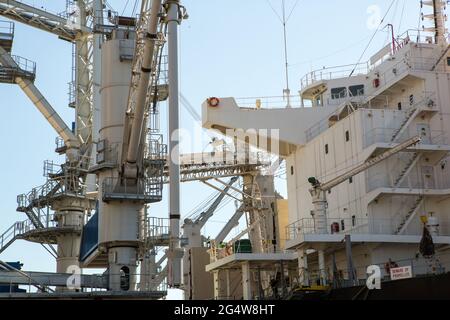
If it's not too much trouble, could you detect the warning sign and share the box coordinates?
[390,266,413,281]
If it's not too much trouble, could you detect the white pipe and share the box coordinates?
[126,0,162,164]
[167,0,182,288]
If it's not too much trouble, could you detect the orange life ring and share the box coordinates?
[208,97,220,107]
[225,245,233,256]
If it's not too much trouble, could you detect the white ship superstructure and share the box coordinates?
[203,0,450,295]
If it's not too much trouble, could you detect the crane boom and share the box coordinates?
[308,136,421,234]
[312,136,421,192]
[122,0,162,176]
[0,0,81,41]
[195,177,238,229]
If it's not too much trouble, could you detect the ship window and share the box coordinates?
[398,102,402,110]
[352,215,356,227]
[331,87,347,99]
[409,94,414,105]
[349,177,353,184]
[325,144,329,154]
[349,85,364,97]
[447,57,450,66]
[291,166,294,175]
[345,130,350,142]
[328,189,331,194]
[341,220,345,231]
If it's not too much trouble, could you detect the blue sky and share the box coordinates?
[0,0,433,299]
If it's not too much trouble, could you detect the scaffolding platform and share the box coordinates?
[0,20,13,53]
[0,55,36,83]
[102,177,163,204]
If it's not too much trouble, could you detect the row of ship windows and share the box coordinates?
[330,85,364,99]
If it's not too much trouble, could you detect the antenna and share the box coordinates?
[266,0,299,108]
[282,0,291,108]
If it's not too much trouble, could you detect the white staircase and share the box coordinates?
[0,222,24,255]
[393,153,421,187]
[395,196,424,235]
[0,213,57,255]
[391,107,420,142]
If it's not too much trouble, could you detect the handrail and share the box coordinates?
[286,217,450,240]
[0,19,14,36]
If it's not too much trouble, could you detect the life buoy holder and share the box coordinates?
[208,97,220,107]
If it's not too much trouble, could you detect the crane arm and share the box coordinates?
[0,0,85,41]
[214,206,244,244]
[0,46,79,151]
[310,136,421,192]
[121,0,163,176]
[196,176,239,229]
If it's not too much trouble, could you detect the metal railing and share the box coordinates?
[0,271,169,294]
[92,9,119,33]
[396,29,443,47]
[43,160,61,177]
[55,137,65,151]
[300,33,447,92]
[364,127,448,148]
[293,252,449,290]
[0,20,14,38]
[17,172,86,211]
[10,55,36,74]
[0,222,23,254]
[304,87,437,143]
[286,217,450,240]
[102,177,162,203]
[300,62,370,90]
[145,134,167,161]
[367,160,450,192]
[235,95,302,109]
[0,213,58,253]
[146,217,170,241]
[67,80,76,108]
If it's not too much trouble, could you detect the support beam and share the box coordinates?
[345,235,357,285]
[215,207,244,244]
[225,269,231,299]
[200,180,241,202]
[297,249,309,286]
[74,0,94,148]
[0,46,79,153]
[318,250,327,285]
[242,262,252,300]
[0,0,83,41]
[167,0,182,288]
[214,177,257,199]
[213,270,220,299]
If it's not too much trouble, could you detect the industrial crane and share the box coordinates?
[307,136,421,233]
[94,0,187,290]
[183,176,239,248]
